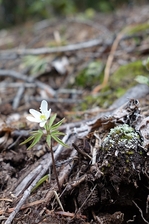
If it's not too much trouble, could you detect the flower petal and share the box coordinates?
[44,108,51,119]
[39,120,46,127]
[40,100,48,114]
[26,115,40,123]
[29,109,41,120]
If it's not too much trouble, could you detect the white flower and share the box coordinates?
[27,100,51,127]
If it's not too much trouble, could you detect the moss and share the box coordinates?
[78,89,112,110]
[100,124,145,178]
[110,60,148,87]
[74,59,149,111]
[99,60,149,108]
[126,151,134,155]
[124,22,149,35]
[103,124,140,151]
[75,60,104,88]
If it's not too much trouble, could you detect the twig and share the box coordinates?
[45,209,87,219]
[54,210,86,219]
[5,129,71,224]
[77,184,97,213]
[0,69,56,96]
[34,19,57,31]
[53,190,64,211]
[66,175,86,191]
[0,69,33,82]
[0,82,36,88]
[0,38,103,56]
[91,132,101,164]
[0,199,46,215]
[56,88,83,95]
[29,96,83,104]
[67,17,109,34]
[146,195,149,214]
[35,80,56,96]
[132,200,149,224]
[5,166,43,224]
[126,215,136,223]
[92,210,103,224]
[12,85,25,109]
[72,142,92,160]
[13,164,43,197]
[92,31,124,93]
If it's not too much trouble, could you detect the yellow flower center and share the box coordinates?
[40,114,46,121]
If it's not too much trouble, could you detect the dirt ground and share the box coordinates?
[0,4,149,224]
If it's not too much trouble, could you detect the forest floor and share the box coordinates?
[0,4,149,224]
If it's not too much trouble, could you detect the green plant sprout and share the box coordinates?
[135,75,149,86]
[135,57,149,86]
[21,100,68,192]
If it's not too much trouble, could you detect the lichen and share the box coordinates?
[100,124,145,183]
[103,124,140,152]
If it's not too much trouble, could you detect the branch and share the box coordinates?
[0,69,56,97]
[92,31,124,93]
[0,38,102,56]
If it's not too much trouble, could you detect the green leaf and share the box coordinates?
[20,135,35,145]
[31,130,43,135]
[51,131,65,136]
[47,114,57,130]
[22,55,47,77]
[20,130,43,146]
[27,132,43,150]
[46,135,51,147]
[51,118,65,130]
[31,174,49,192]
[135,75,149,86]
[51,135,68,147]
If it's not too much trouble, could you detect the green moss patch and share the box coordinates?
[79,60,149,110]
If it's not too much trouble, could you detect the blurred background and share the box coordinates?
[0,0,148,28]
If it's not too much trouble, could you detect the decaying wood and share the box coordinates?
[110,84,149,109]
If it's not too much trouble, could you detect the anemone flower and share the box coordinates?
[27,100,51,127]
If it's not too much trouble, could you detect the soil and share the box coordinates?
[0,4,149,224]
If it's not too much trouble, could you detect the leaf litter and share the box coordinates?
[0,4,149,224]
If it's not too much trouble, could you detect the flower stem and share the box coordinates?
[49,140,61,193]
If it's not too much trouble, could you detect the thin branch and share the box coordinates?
[77,184,97,214]
[12,85,25,109]
[0,82,36,88]
[5,166,43,224]
[0,69,56,97]
[92,31,124,93]
[53,190,64,211]
[0,70,33,82]
[0,38,102,56]
[67,17,109,34]
[132,200,149,224]
[13,164,43,197]
[29,96,83,104]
